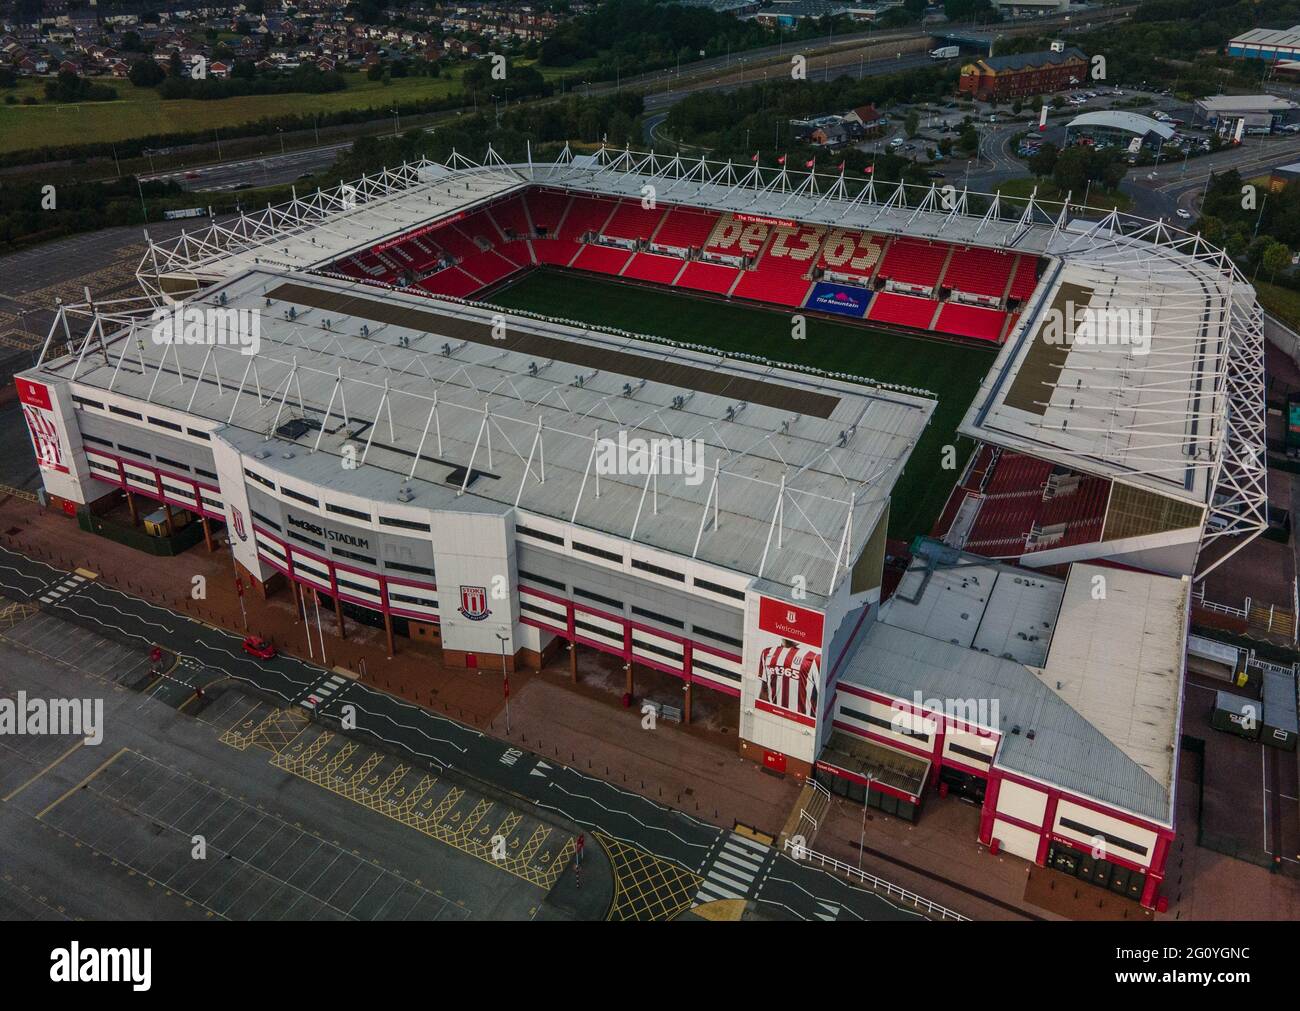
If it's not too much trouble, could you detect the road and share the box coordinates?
[0,541,940,921]
[142,141,354,192]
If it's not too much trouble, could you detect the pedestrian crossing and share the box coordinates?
[300,672,349,712]
[692,831,771,907]
[38,572,87,605]
[814,900,840,921]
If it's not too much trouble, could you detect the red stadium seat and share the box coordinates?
[876,238,950,290]
[653,207,721,250]
[622,252,687,285]
[1007,254,1042,302]
[489,196,533,240]
[866,291,940,329]
[934,302,1008,343]
[570,243,634,276]
[558,196,620,241]
[702,214,770,258]
[601,200,668,242]
[817,228,885,280]
[525,189,573,238]
[732,224,824,307]
[417,267,483,299]
[532,238,582,267]
[457,249,522,287]
[941,247,1017,298]
[675,259,742,295]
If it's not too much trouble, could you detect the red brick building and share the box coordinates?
[958,47,1088,102]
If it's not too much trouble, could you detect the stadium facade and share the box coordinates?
[18,146,1268,910]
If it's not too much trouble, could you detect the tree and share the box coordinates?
[128,59,165,88]
[905,110,919,138]
[1028,141,1058,178]
[1262,239,1292,280]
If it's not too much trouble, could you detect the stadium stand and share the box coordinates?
[601,201,668,242]
[489,196,533,240]
[876,237,950,290]
[934,302,1008,343]
[525,189,572,237]
[732,225,824,307]
[676,259,743,295]
[866,291,940,329]
[327,191,1044,346]
[417,267,484,299]
[559,195,620,240]
[532,237,582,266]
[817,228,886,280]
[703,214,771,258]
[622,252,687,286]
[570,243,634,276]
[653,206,721,251]
[941,247,1018,298]
[1007,254,1041,302]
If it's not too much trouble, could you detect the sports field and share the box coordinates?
[0,72,465,155]
[487,269,996,541]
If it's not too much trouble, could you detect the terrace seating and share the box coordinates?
[933,302,1008,343]
[703,214,770,258]
[817,228,885,280]
[963,501,1036,555]
[489,196,533,240]
[496,239,534,268]
[570,243,634,276]
[622,252,687,285]
[732,225,824,307]
[941,247,1017,298]
[984,452,1052,499]
[426,224,481,262]
[876,238,950,290]
[532,237,582,267]
[601,200,668,242]
[866,291,939,329]
[653,207,721,251]
[558,196,620,241]
[1007,254,1042,303]
[416,267,484,299]
[458,249,522,288]
[525,189,573,238]
[675,259,743,295]
[1037,476,1110,531]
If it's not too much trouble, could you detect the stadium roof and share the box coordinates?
[112,145,1270,578]
[33,267,934,604]
[844,541,1189,824]
[1067,110,1175,141]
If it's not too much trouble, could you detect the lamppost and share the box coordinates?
[495,630,511,733]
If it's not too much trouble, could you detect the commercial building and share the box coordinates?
[1064,110,1174,154]
[1227,26,1300,62]
[1193,94,1300,136]
[957,46,1087,102]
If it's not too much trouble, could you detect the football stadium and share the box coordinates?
[16,145,1269,910]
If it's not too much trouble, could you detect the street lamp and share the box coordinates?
[495,630,511,733]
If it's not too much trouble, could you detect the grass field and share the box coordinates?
[0,71,466,155]
[486,270,995,541]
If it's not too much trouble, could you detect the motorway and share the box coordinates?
[0,542,938,921]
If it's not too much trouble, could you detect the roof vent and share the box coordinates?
[396,485,414,502]
[281,451,295,460]
[1011,725,1021,735]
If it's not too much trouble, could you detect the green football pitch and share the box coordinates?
[486,269,996,541]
